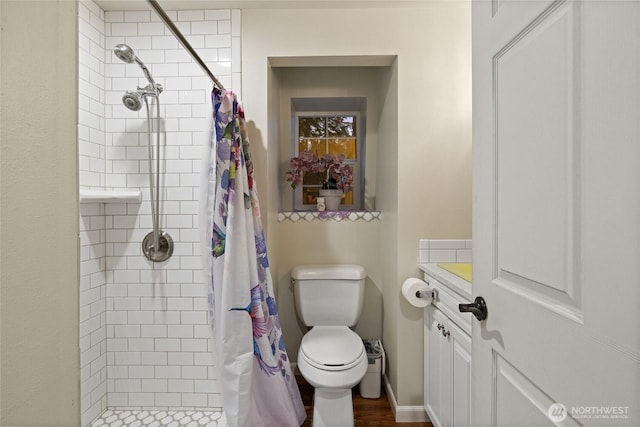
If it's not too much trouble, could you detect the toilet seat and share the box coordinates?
[300,326,365,371]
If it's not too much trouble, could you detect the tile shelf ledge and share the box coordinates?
[79,189,142,204]
[278,211,382,223]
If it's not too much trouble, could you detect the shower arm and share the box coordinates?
[147,0,226,91]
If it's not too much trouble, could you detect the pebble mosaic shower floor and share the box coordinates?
[91,410,227,427]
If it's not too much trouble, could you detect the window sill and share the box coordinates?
[278,211,382,223]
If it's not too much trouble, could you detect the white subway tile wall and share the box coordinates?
[79,2,109,424]
[79,0,107,191]
[418,239,473,264]
[79,1,240,425]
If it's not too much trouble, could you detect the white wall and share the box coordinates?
[242,5,472,407]
[0,1,80,425]
[377,60,401,402]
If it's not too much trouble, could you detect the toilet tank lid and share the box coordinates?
[291,264,366,280]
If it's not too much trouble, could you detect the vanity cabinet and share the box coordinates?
[422,271,472,427]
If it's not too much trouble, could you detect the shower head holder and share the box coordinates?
[140,83,163,95]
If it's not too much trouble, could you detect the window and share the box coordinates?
[292,111,364,210]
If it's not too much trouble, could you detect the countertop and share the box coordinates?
[418,263,472,301]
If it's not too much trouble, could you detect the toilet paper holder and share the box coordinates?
[416,288,438,301]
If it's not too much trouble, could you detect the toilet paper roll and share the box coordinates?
[401,278,431,308]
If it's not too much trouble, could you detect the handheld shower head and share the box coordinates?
[114,44,136,64]
[122,91,143,111]
[113,44,161,93]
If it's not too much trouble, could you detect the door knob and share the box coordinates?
[459,296,488,321]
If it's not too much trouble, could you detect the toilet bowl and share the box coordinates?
[298,326,368,427]
[291,265,368,427]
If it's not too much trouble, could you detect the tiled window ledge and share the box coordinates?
[278,211,382,222]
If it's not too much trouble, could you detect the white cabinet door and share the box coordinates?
[448,318,471,427]
[425,305,472,427]
[424,305,446,427]
[473,0,640,425]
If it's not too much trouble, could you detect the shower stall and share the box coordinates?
[78,0,240,425]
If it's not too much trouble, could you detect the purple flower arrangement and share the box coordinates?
[285,150,354,193]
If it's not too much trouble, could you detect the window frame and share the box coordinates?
[292,110,364,211]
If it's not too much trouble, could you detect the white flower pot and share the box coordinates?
[319,189,343,211]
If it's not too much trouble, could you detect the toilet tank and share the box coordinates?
[291,264,366,327]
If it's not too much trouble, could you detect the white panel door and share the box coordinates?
[473,0,639,425]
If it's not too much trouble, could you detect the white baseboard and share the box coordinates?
[383,374,430,423]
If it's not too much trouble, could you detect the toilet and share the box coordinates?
[291,264,368,427]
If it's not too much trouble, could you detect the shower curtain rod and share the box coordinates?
[147,0,226,90]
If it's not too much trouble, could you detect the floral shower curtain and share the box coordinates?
[203,88,306,427]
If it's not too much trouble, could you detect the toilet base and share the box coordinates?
[312,387,354,427]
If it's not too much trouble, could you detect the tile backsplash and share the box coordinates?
[419,239,472,264]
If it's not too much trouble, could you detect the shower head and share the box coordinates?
[122,91,143,111]
[114,44,136,64]
[113,44,161,93]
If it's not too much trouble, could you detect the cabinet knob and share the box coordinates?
[458,296,488,321]
[442,329,450,338]
[437,323,444,331]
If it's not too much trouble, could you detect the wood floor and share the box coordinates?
[297,375,432,427]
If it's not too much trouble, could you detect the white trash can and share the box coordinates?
[359,339,385,399]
